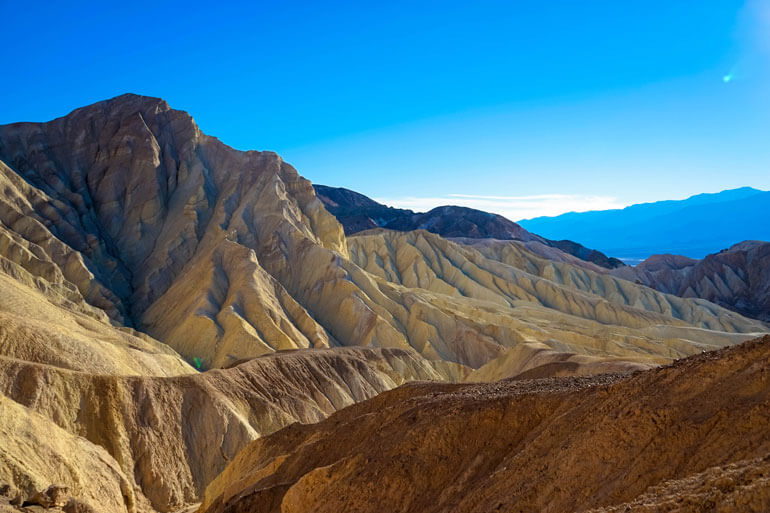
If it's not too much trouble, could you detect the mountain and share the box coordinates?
[313,184,414,234]
[314,184,626,269]
[10,94,762,378]
[0,94,767,512]
[198,335,770,513]
[613,240,770,322]
[518,187,770,262]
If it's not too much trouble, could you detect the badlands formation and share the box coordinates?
[612,241,770,322]
[0,94,767,512]
[199,336,770,513]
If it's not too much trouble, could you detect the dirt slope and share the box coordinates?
[200,335,770,513]
[0,347,444,512]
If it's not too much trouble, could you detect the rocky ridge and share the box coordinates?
[199,335,770,513]
[314,184,626,269]
[2,94,763,376]
[613,240,770,322]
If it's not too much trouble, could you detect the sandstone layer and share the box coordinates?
[200,335,770,513]
[348,229,764,371]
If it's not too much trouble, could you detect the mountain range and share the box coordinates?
[0,94,767,513]
[314,184,626,269]
[317,183,770,324]
[518,186,770,262]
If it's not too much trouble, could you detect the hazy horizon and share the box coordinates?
[3,1,769,220]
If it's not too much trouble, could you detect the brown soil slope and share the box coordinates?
[0,347,444,513]
[200,335,770,513]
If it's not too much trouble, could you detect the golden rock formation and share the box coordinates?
[1,94,763,376]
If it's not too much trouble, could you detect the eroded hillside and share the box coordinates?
[200,336,770,513]
[0,94,767,513]
[0,94,764,376]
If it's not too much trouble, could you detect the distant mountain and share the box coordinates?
[518,187,770,262]
[612,240,770,322]
[313,184,414,234]
[314,184,625,269]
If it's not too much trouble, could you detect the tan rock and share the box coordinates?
[0,395,142,513]
[27,485,70,508]
[2,95,764,376]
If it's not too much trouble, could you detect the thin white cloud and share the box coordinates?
[373,194,628,221]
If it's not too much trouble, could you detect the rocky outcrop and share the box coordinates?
[0,347,445,512]
[199,335,770,513]
[613,241,770,322]
[0,94,348,369]
[0,395,143,513]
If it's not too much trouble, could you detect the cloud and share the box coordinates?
[372,193,628,221]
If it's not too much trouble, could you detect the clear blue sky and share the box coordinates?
[2,1,769,220]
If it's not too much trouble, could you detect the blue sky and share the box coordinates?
[2,1,769,220]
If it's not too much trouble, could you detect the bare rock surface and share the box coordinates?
[0,95,768,513]
[613,241,770,322]
[200,335,770,513]
[0,394,143,513]
[348,229,765,368]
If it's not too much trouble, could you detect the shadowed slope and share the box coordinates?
[200,335,770,513]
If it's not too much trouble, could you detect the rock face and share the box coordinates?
[613,241,770,322]
[0,394,141,513]
[0,347,445,513]
[0,94,348,370]
[314,184,625,269]
[199,335,770,513]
